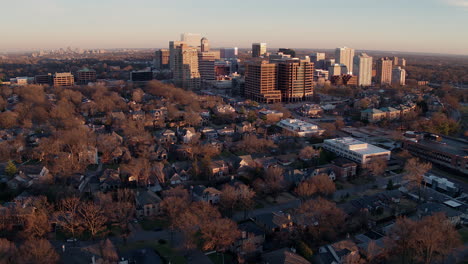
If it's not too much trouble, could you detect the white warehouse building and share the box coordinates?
[323,137,391,165]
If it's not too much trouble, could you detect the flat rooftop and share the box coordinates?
[416,136,468,157]
[325,137,390,155]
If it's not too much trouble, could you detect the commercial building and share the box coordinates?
[35,74,53,85]
[220,47,238,59]
[53,72,74,87]
[154,49,170,70]
[277,119,324,137]
[244,61,281,103]
[353,53,373,86]
[201,37,210,52]
[277,59,314,102]
[173,43,201,89]
[278,48,296,58]
[252,43,267,58]
[180,33,201,48]
[77,68,97,85]
[335,47,355,74]
[130,69,153,82]
[403,132,468,175]
[376,57,393,85]
[392,66,406,86]
[198,55,216,82]
[330,74,358,86]
[169,41,184,71]
[323,137,391,165]
[311,52,326,70]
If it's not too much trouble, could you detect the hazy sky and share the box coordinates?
[2,0,468,54]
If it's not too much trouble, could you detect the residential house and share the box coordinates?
[153,145,168,161]
[261,248,310,264]
[7,165,49,189]
[317,240,360,264]
[191,185,222,204]
[235,220,266,255]
[136,190,162,218]
[200,127,218,139]
[331,158,357,180]
[417,202,463,226]
[178,127,198,143]
[99,169,121,191]
[236,121,255,134]
[155,129,177,146]
[354,231,386,261]
[253,211,294,233]
[311,165,336,181]
[217,127,236,136]
[209,160,230,178]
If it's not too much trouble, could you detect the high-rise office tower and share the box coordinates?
[328,64,342,79]
[277,59,314,102]
[173,43,201,89]
[201,37,210,52]
[53,72,74,87]
[392,67,406,86]
[154,49,170,70]
[198,52,216,81]
[335,47,355,74]
[376,57,393,85]
[77,68,97,85]
[252,43,267,58]
[245,61,281,103]
[180,33,202,48]
[169,41,184,71]
[220,47,238,59]
[278,48,296,58]
[311,52,326,69]
[353,53,373,87]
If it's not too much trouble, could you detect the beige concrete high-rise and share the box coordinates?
[53,72,74,87]
[353,53,373,86]
[252,43,267,58]
[180,33,201,48]
[335,47,355,74]
[245,61,281,103]
[173,43,201,90]
[376,57,393,85]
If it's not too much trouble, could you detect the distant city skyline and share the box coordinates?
[2,0,468,55]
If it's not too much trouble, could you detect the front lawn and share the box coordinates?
[140,217,170,231]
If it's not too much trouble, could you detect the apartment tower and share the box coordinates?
[376,57,393,85]
[392,67,406,86]
[335,47,355,74]
[353,53,373,86]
